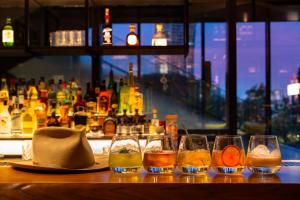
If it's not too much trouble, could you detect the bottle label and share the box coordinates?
[11,114,21,129]
[103,27,112,45]
[2,30,14,43]
[103,120,116,135]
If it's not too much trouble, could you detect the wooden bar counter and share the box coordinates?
[1,163,300,200]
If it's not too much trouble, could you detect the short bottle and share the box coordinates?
[11,101,22,135]
[103,110,116,136]
[0,100,11,134]
[74,106,88,130]
[47,112,60,127]
[2,18,14,47]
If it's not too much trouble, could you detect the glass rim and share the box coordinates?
[181,134,208,138]
[250,135,278,139]
[112,135,139,139]
[215,135,242,138]
[146,134,171,139]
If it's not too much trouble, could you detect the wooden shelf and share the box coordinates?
[0,47,31,58]
[92,46,186,55]
[29,47,89,56]
[1,46,186,57]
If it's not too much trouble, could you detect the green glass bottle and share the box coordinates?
[2,18,14,47]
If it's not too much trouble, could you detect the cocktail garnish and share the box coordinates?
[119,148,130,154]
[221,145,241,167]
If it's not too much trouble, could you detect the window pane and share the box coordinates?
[204,22,227,129]
[271,22,300,148]
[237,22,266,134]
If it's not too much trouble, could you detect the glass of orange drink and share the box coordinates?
[177,135,211,174]
[211,135,246,174]
[247,135,281,174]
[143,134,176,174]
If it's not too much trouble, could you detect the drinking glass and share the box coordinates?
[143,134,176,173]
[247,135,281,174]
[178,135,211,174]
[211,135,246,174]
[109,135,142,173]
[22,140,32,160]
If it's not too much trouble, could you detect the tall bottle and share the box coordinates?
[102,8,112,46]
[17,78,26,109]
[47,79,56,117]
[99,80,110,115]
[128,62,136,114]
[118,79,129,115]
[0,78,9,103]
[0,100,11,134]
[11,98,22,135]
[85,82,97,115]
[107,69,118,110]
[9,79,17,113]
[38,77,48,108]
[2,18,14,47]
[55,80,65,117]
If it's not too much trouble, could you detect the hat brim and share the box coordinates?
[9,160,109,173]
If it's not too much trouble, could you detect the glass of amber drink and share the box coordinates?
[247,135,281,174]
[211,135,246,174]
[178,135,211,174]
[109,135,142,173]
[143,134,176,173]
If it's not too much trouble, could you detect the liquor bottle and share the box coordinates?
[55,80,65,117]
[103,110,116,135]
[128,63,136,114]
[17,78,26,109]
[2,18,14,47]
[152,23,167,46]
[9,79,17,113]
[126,24,139,46]
[99,80,110,115]
[35,102,47,129]
[85,82,97,115]
[27,79,39,110]
[38,77,48,108]
[107,69,118,110]
[102,8,112,46]
[47,111,60,127]
[0,100,11,134]
[47,79,56,117]
[59,104,71,128]
[22,102,36,135]
[0,78,9,103]
[118,79,129,114]
[74,106,88,130]
[133,87,144,115]
[11,98,22,135]
[74,87,85,113]
[149,108,159,135]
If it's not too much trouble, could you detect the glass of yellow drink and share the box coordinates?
[177,135,211,174]
[109,135,142,173]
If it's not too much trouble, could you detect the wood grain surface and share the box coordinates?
[0,164,300,200]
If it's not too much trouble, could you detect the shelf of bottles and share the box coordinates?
[0,62,173,139]
[0,7,186,56]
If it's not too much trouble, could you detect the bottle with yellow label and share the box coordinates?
[2,18,14,47]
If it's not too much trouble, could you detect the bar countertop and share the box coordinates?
[0,163,300,200]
